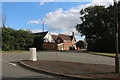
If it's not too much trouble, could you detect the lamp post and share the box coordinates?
[114,0,119,73]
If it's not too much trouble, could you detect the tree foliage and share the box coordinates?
[2,27,45,51]
[32,35,44,51]
[2,27,34,51]
[76,3,120,53]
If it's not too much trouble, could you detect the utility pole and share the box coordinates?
[114,0,119,73]
[43,22,44,32]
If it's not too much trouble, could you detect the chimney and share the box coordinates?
[72,32,74,37]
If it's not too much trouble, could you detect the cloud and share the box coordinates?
[43,0,113,31]
[39,0,113,6]
[24,29,48,33]
[40,1,46,6]
[30,29,42,33]
[43,8,81,32]
[91,0,113,7]
[40,0,55,6]
[27,20,43,24]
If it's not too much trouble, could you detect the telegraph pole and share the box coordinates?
[43,22,44,32]
[114,0,119,73]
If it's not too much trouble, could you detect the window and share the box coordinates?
[58,40,60,43]
[68,40,70,43]
[64,46,66,49]
[64,40,66,43]
[51,40,54,43]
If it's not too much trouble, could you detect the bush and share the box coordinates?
[2,27,34,51]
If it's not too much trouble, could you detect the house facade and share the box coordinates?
[56,34,76,51]
[43,32,55,43]
[35,31,76,51]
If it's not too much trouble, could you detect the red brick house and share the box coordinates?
[35,31,76,51]
[42,42,57,50]
[52,34,58,43]
[56,34,76,50]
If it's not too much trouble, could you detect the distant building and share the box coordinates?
[56,34,76,50]
[34,31,77,51]
[43,32,55,43]
[76,40,87,49]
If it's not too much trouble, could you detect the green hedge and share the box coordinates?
[2,27,34,51]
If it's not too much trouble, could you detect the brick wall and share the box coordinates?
[43,39,76,51]
[57,40,74,51]
[43,42,58,50]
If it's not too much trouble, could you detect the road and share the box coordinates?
[2,52,68,79]
[36,51,115,65]
[2,51,115,79]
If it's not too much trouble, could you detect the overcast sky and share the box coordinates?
[2,0,113,41]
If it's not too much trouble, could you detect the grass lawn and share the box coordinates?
[1,50,29,53]
[88,51,120,57]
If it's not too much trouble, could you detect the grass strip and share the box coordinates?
[1,50,29,53]
[88,51,119,57]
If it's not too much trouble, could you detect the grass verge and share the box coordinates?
[1,50,29,53]
[88,51,120,57]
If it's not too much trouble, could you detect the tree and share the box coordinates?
[32,34,44,51]
[2,27,15,51]
[76,4,120,53]
[2,27,34,51]
[2,15,6,27]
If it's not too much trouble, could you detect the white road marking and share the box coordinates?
[0,59,17,67]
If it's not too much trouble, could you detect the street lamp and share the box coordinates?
[114,0,119,73]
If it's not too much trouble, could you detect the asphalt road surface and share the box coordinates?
[2,51,115,79]
[2,52,69,79]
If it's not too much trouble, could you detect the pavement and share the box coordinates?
[2,51,120,80]
[20,60,120,80]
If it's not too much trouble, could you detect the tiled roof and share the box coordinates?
[69,35,76,41]
[58,34,71,40]
[33,32,76,41]
[52,35,58,41]
[69,35,74,40]
[34,31,48,38]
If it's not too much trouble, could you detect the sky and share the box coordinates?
[2,0,113,41]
